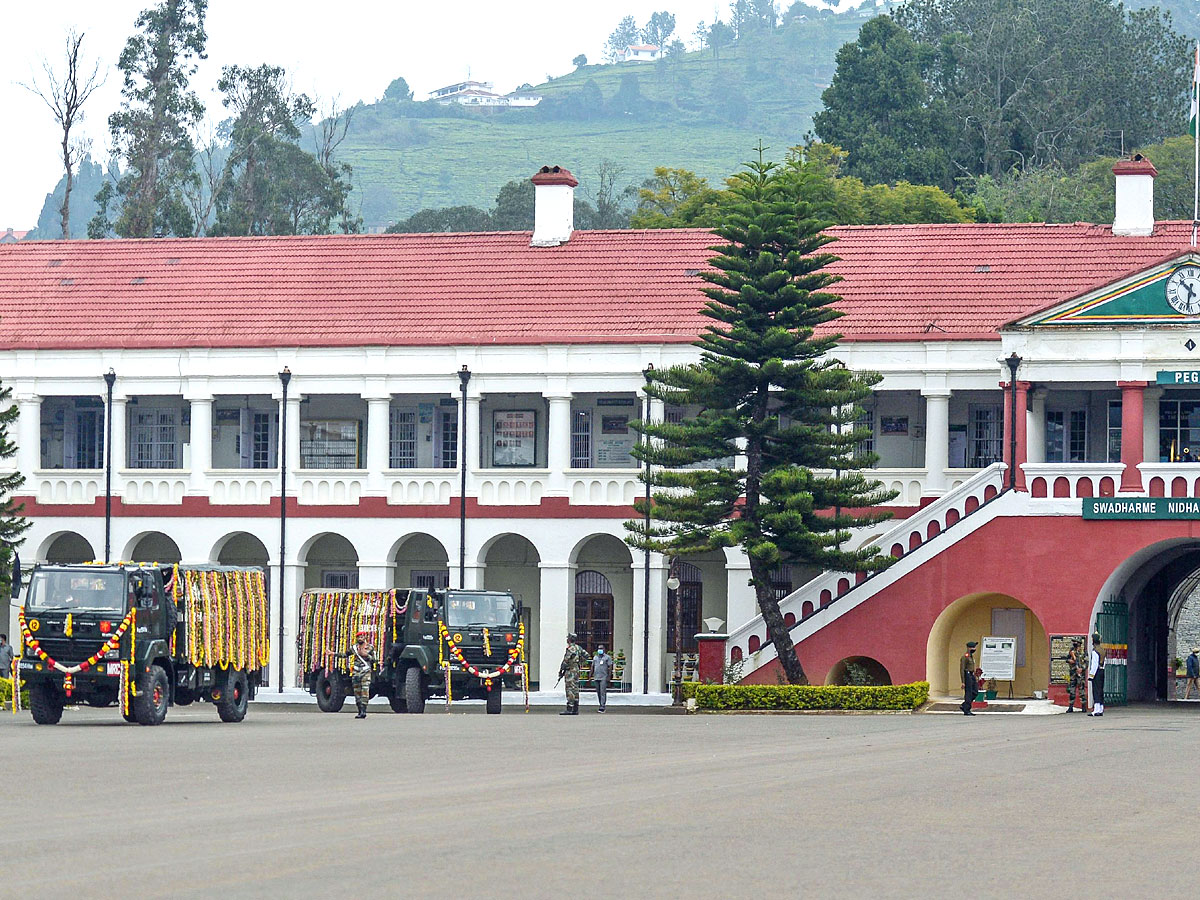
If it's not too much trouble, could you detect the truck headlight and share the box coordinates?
[105,649,120,660]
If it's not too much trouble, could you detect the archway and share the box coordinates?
[38,531,95,564]
[571,533,634,688]
[826,656,892,686]
[302,533,359,589]
[482,534,541,684]
[213,532,270,568]
[926,592,1049,698]
[124,532,181,565]
[391,533,450,590]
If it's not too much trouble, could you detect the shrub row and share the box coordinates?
[683,681,930,711]
[0,677,30,709]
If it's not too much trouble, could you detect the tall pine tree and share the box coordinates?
[628,152,893,685]
[0,382,30,600]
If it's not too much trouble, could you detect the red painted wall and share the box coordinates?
[740,515,1200,685]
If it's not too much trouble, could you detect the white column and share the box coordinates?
[109,396,127,474]
[646,556,668,693]
[463,394,481,480]
[922,390,950,495]
[274,394,301,477]
[631,555,670,694]
[1144,387,1162,465]
[725,549,757,631]
[15,394,40,478]
[1027,388,1047,464]
[186,396,212,495]
[545,393,573,496]
[268,561,305,690]
[462,563,487,590]
[538,563,573,690]
[365,396,391,495]
[358,561,394,590]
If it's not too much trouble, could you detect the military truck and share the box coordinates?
[298,587,524,715]
[17,563,269,726]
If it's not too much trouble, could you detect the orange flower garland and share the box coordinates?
[438,620,525,692]
[18,606,134,677]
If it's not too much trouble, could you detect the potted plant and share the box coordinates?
[985,678,999,700]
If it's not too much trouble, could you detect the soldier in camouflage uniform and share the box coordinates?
[337,633,378,719]
[558,632,588,716]
[1065,638,1086,712]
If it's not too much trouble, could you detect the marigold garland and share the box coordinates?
[176,567,269,672]
[296,590,403,682]
[18,606,134,676]
[439,621,524,692]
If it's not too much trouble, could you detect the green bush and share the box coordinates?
[0,677,31,709]
[691,682,930,711]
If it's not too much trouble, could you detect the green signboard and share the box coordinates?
[1083,496,1200,519]
[1157,371,1200,385]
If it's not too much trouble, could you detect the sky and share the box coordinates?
[1,0,857,229]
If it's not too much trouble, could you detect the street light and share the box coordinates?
[668,559,682,705]
[103,369,116,563]
[457,365,471,589]
[641,363,654,695]
[1005,353,1022,491]
[277,366,291,693]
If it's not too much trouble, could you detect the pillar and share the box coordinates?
[268,561,305,690]
[357,561,394,590]
[696,633,728,685]
[273,392,301,477]
[461,563,487,590]
[463,393,481,477]
[538,563,573,691]
[1144,387,1162,466]
[109,396,127,473]
[545,393,573,495]
[15,394,40,478]
[1118,380,1147,492]
[1001,380,1031,490]
[922,390,951,495]
[186,396,212,494]
[365,396,391,494]
[724,549,757,631]
[1027,389,1047,464]
[629,554,669,694]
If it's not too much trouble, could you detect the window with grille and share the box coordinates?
[666,561,702,653]
[411,569,449,590]
[74,409,103,469]
[571,409,592,468]
[1111,400,1126,462]
[1046,409,1088,462]
[574,570,614,655]
[390,408,417,468]
[321,570,359,589]
[300,419,360,469]
[968,405,1002,468]
[852,409,874,463]
[771,564,793,602]
[251,412,274,469]
[439,409,458,469]
[130,408,179,469]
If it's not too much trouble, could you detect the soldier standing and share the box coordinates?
[959,641,978,716]
[337,633,377,719]
[558,632,588,716]
[1065,638,1086,712]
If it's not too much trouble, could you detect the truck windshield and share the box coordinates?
[444,594,517,628]
[27,571,127,614]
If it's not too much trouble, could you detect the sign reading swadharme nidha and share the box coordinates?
[1156,370,1200,385]
[1083,497,1200,519]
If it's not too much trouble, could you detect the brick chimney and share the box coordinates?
[1112,154,1157,236]
[530,165,578,247]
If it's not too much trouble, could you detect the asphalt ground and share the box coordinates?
[1,702,1197,898]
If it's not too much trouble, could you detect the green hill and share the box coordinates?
[340,11,867,229]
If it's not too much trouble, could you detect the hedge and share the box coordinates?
[682,681,930,711]
[0,678,30,709]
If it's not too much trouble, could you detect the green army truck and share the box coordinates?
[17,563,269,726]
[299,587,524,715]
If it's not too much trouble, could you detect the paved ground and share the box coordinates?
[2,702,1197,898]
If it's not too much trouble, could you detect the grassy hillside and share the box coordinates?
[340,11,867,228]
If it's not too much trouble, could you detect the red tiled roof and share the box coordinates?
[0,222,1194,351]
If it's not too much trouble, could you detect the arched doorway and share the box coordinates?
[927,592,1049,698]
[124,532,181,565]
[826,656,892,686]
[38,531,95,565]
[213,532,269,568]
[391,533,450,590]
[575,571,614,655]
[482,534,541,682]
[302,534,359,589]
[667,561,703,655]
[570,533,634,688]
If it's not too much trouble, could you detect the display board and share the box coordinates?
[596,414,636,465]
[1049,634,1087,685]
[493,410,537,466]
[980,636,1016,681]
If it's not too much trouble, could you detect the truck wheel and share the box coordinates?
[404,666,425,714]
[133,665,169,726]
[121,706,136,723]
[216,670,249,723]
[315,670,347,713]
[485,680,503,715]
[387,691,407,713]
[29,681,64,725]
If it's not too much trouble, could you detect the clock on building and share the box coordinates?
[1166,265,1200,315]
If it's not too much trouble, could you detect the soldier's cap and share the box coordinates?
[1093,632,1102,641]
[567,633,578,641]
[1071,638,1082,646]
[355,632,371,641]
[966,641,978,649]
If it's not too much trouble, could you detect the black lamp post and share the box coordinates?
[457,365,471,589]
[641,364,654,695]
[277,366,291,692]
[103,369,116,563]
[1005,353,1022,491]
[667,560,682,704]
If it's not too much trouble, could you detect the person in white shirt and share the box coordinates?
[1088,631,1105,717]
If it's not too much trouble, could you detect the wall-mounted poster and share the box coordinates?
[601,415,629,434]
[493,410,537,466]
[881,416,909,435]
[597,414,637,466]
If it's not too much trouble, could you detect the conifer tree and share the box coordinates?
[0,382,30,599]
[628,151,893,685]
